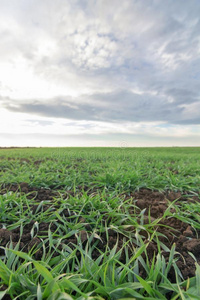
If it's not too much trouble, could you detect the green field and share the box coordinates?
[0,147,200,299]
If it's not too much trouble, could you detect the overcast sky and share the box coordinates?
[0,0,200,147]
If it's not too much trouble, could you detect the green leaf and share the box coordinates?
[8,250,33,261]
[195,263,200,296]
[47,291,73,300]
[0,290,8,300]
[135,275,153,295]
[61,278,86,296]
[37,283,42,300]
[33,261,53,283]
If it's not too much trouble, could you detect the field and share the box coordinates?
[0,147,200,300]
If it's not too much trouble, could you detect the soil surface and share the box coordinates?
[0,183,200,298]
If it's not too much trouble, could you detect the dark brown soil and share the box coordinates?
[0,184,200,285]
[0,182,66,200]
[131,189,200,280]
[0,182,100,198]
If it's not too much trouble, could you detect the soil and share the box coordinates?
[0,184,200,298]
[0,182,66,200]
[130,189,200,280]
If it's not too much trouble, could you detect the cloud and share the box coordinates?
[0,0,200,146]
[3,89,200,125]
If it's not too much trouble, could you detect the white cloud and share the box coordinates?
[0,0,200,146]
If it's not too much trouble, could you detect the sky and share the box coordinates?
[0,0,200,147]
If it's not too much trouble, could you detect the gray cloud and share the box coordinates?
[165,88,199,104]
[4,89,200,125]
